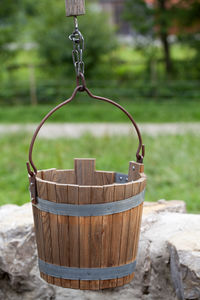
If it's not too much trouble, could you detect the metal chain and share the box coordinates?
[69,17,85,76]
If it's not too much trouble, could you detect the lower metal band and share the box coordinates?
[38,259,136,280]
[35,189,145,217]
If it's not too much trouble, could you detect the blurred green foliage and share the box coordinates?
[1,99,200,123]
[0,0,200,104]
[124,0,200,77]
[21,0,116,78]
[1,133,200,212]
[0,0,20,66]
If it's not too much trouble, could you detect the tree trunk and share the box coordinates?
[160,32,172,75]
[158,0,173,76]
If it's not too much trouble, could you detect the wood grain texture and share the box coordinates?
[111,184,124,288]
[120,182,134,286]
[68,184,79,289]
[31,173,45,280]
[54,170,75,184]
[46,181,61,286]
[128,161,144,181]
[36,176,53,284]
[56,183,71,288]
[65,0,85,16]
[125,181,141,285]
[79,185,91,290]
[90,186,103,290]
[94,171,115,186]
[100,184,114,289]
[75,159,95,185]
[32,161,146,290]
[42,168,56,182]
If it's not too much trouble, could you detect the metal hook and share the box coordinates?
[76,72,86,91]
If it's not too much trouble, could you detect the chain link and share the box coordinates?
[69,17,85,76]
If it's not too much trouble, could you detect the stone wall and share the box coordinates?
[0,200,199,300]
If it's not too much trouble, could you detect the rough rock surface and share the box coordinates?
[0,200,199,300]
[168,231,200,300]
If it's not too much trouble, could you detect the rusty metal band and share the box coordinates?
[34,189,145,217]
[38,259,136,280]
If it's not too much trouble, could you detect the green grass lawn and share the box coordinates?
[1,99,200,123]
[1,132,199,213]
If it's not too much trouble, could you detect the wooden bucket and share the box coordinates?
[27,86,146,290]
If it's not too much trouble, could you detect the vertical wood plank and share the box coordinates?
[54,170,75,184]
[47,181,61,286]
[68,184,80,289]
[119,182,134,286]
[65,0,85,17]
[111,184,124,288]
[56,183,71,288]
[42,168,56,181]
[133,180,145,260]
[124,181,141,284]
[31,176,45,280]
[128,162,144,181]
[36,171,42,179]
[100,184,114,289]
[37,176,53,284]
[90,186,103,290]
[94,171,115,186]
[74,158,95,185]
[79,186,91,290]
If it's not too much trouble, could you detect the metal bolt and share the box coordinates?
[132,166,135,171]
[119,176,123,180]
[126,178,128,182]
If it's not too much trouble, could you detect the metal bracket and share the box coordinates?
[115,172,129,184]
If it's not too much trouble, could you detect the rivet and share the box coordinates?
[126,178,128,182]
[119,176,123,180]
[132,166,135,171]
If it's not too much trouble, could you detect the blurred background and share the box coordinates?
[1,0,200,212]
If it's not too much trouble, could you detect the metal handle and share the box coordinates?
[27,74,145,176]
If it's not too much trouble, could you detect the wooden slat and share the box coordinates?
[68,184,79,289]
[37,176,53,284]
[42,168,56,182]
[94,171,115,186]
[131,165,146,262]
[124,181,141,285]
[100,185,114,289]
[56,183,71,288]
[31,175,45,280]
[111,183,124,288]
[36,171,42,179]
[90,186,103,290]
[74,159,95,185]
[119,182,134,286]
[65,0,85,17]
[79,186,91,290]
[46,181,61,286]
[128,161,144,181]
[133,179,145,259]
[54,170,75,184]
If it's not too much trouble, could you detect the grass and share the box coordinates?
[0,132,200,213]
[1,99,200,123]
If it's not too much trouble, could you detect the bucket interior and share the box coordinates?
[35,158,144,187]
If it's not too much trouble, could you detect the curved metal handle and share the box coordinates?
[27,75,145,176]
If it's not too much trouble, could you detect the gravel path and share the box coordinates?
[0,123,200,138]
